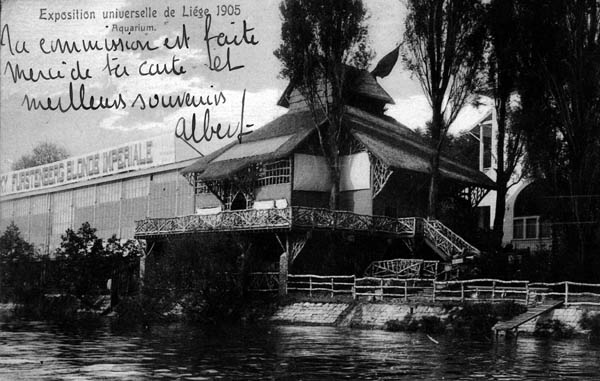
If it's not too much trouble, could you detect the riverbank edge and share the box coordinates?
[4,299,599,339]
[270,300,600,336]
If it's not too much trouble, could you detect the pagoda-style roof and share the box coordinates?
[277,67,395,108]
[181,110,319,180]
[345,106,494,187]
[182,105,494,188]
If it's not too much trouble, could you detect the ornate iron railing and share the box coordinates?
[135,207,417,237]
[135,208,293,236]
[363,258,439,279]
[291,207,416,235]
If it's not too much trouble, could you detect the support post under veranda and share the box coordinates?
[136,239,152,291]
[231,233,253,297]
[276,231,310,297]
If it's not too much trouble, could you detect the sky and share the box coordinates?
[0,0,490,173]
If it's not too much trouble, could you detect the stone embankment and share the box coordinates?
[518,306,597,333]
[272,302,447,329]
[271,301,600,334]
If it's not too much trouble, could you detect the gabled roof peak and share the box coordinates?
[277,66,395,108]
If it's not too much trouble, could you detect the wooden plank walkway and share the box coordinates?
[493,300,564,336]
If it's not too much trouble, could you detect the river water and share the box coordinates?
[1,319,600,380]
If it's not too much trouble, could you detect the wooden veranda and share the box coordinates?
[134,206,418,238]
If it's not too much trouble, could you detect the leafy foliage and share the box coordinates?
[275,0,372,208]
[402,0,487,217]
[0,222,35,262]
[534,319,575,339]
[0,223,37,303]
[12,142,69,170]
[55,222,142,308]
[513,0,600,279]
[448,301,526,338]
[141,235,251,324]
[415,127,479,170]
[481,0,525,247]
[581,312,600,342]
[384,315,446,334]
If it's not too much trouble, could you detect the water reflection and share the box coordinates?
[1,320,599,380]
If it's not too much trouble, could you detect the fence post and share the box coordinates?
[565,282,569,304]
[492,281,496,302]
[309,277,312,297]
[352,276,356,300]
[461,282,464,302]
[331,278,334,298]
[432,280,436,303]
[404,279,408,302]
[380,278,384,301]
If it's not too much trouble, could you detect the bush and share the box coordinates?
[534,319,575,339]
[580,313,600,342]
[448,301,527,338]
[384,316,418,332]
[0,223,39,303]
[14,294,80,321]
[111,294,169,330]
[384,315,445,334]
[55,223,141,309]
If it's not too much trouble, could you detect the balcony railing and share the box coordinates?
[134,207,417,238]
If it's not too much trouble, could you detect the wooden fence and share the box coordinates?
[282,275,600,306]
[287,274,355,297]
[528,281,600,306]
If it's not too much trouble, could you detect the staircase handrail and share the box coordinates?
[422,219,465,259]
[426,219,480,255]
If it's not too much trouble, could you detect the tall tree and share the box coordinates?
[275,0,371,208]
[401,0,486,217]
[515,0,600,278]
[483,0,524,247]
[12,142,69,170]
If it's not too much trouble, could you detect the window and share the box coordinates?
[256,159,291,186]
[512,183,552,241]
[513,216,551,240]
[525,217,537,239]
[513,218,524,239]
[483,136,492,169]
[477,206,491,230]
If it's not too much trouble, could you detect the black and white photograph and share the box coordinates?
[1,0,599,379]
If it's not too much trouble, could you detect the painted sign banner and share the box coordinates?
[0,135,175,196]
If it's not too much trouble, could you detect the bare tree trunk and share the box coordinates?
[428,154,440,218]
[329,169,340,210]
[493,99,507,248]
[428,99,444,218]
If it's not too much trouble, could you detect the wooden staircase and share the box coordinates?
[493,300,564,337]
[421,219,480,261]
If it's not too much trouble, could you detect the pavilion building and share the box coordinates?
[134,68,494,279]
